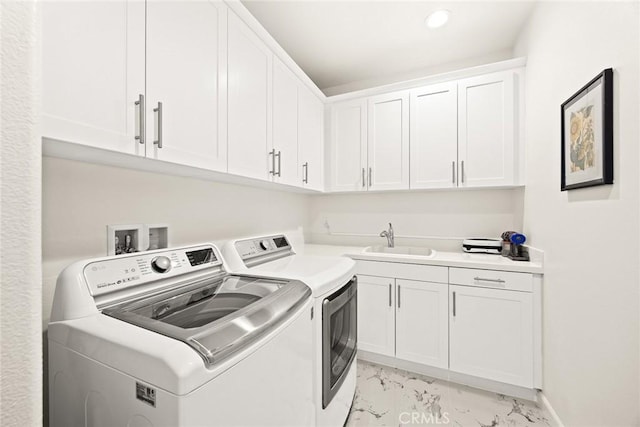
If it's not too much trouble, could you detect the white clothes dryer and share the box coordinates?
[222,234,358,427]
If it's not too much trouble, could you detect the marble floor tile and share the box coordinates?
[346,360,551,427]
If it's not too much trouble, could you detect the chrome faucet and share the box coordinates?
[379,223,394,248]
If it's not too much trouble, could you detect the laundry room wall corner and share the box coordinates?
[1,1,44,425]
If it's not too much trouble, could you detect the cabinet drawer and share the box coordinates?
[357,261,448,284]
[449,268,532,292]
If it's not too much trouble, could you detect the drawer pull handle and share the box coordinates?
[474,277,506,284]
[388,284,392,307]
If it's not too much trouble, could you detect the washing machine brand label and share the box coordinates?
[136,382,156,407]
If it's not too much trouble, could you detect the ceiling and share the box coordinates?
[241,1,536,94]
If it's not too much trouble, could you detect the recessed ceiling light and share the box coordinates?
[424,10,451,29]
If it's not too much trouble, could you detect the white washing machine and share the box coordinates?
[222,234,357,427]
[48,243,315,427]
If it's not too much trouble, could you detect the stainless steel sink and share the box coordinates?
[364,245,436,258]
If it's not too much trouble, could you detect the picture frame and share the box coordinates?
[560,68,613,191]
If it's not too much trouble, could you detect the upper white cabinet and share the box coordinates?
[42,0,145,155]
[298,86,325,191]
[409,82,458,189]
[329,67,523,192]
[146,0,226,171]
[43,1,521,194]
[329,100,368,192]
[271,58,300,186]
[43,0,227,171]
[458,70,516,187]
[227,10,272,181]
[367,91,410,190]
[328,91,409,192]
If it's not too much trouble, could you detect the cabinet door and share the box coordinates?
[395,279,449,369]
[449,285,533,387]
[272,58,299,186]
[367,91,410,190]
[146,0,226,171]
[298,87,324,191]
[42,0,145,155]
[227,10,272,180]
[410,82,458,189]
[329,100,367,192]
[357,275,395,357]
[458,71,515,187]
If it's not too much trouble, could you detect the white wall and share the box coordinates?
[307,189,524,251]
[0,1,43,425]
[42,157,310,327]
[515,2,639,426]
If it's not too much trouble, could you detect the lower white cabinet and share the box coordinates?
[357,275,395,356]
[396,279,448,369]
[357,275,449,368]
[449,284,534,388]
[356,261,540,391]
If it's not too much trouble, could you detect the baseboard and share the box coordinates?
[538,391,565,427]
[357,350,538,401]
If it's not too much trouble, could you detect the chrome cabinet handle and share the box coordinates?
[302,162,309,184]
[362,168,365,188]
[461,160,465,183]
[368,167,372,187]
[388,284,392,307]
[134,94,145,144]
[474,277,506,284]
[153,102,163,148]
[269,149,275,175]
[276,151,281,177]
[397,285,401,309]
[453,291,456,317]
[452,161,456,184]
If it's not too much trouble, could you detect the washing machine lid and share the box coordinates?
[246,255,356,296]
[103,273,310,367]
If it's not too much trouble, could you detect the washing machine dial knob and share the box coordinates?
[151,256,172,273]
[259,240,270,251]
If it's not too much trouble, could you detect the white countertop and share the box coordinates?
[301,244,544,274]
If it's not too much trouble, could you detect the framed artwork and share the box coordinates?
[561,68,613,191]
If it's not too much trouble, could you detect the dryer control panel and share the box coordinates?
[84,245,222,297]
[235,235,292,266]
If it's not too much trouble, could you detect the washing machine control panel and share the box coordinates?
[235,235,292,263]
[84,245,221,297]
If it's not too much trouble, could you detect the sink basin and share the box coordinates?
[364,245,436,258]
